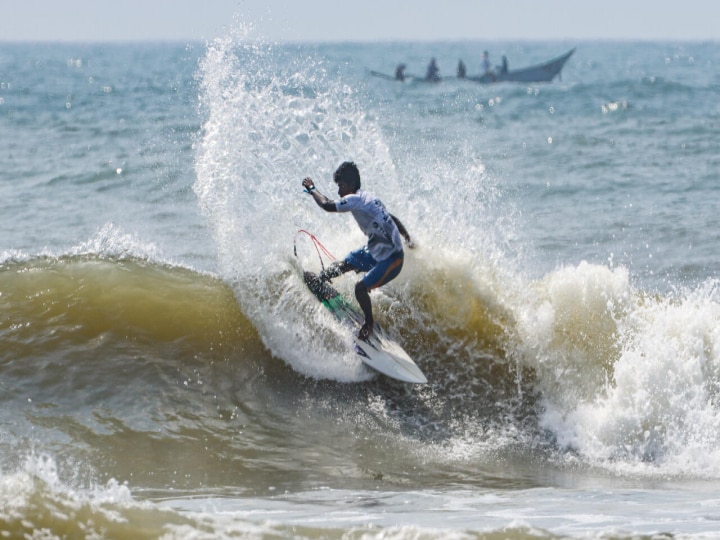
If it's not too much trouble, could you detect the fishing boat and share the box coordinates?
[369,48,575,85]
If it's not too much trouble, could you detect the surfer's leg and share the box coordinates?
[319,260,353,282]
[355,280,374,340]
[356,251,404,339]
[320,247,372,282]
[362,251,404,290]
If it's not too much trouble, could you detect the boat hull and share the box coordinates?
[466,48,575,84]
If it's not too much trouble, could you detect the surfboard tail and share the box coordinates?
[303,271,338,302]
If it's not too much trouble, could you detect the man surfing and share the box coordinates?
[302,161,413,340]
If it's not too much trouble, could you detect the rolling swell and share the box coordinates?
[0,255,255,350]
[0,254,312,492]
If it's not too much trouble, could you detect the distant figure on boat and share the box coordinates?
[457,59,466,79]
[395,64,406,81]
[500,55,508,74]
[482,51,492,75]
[425,58,440,82]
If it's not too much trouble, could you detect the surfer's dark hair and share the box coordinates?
[333,161,361,191]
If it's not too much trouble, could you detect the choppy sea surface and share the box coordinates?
[2,30,720,538]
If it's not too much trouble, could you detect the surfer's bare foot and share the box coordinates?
[358,321,373,340]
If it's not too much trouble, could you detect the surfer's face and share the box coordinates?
[336,178,354,198]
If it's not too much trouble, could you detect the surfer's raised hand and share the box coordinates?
[302,177,316,192]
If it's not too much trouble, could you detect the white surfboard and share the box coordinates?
[303,271,427,384]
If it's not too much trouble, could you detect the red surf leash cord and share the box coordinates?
[293,229,336,273]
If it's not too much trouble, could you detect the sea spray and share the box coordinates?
[194,30,401,380]
[193,29,524,386]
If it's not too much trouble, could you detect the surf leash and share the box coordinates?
[293,229,336,272]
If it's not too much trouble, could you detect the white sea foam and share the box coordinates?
[516,260,720,476]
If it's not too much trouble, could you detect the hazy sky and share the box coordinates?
[2,0,719,43]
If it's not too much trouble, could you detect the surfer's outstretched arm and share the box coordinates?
[302,177,337,212]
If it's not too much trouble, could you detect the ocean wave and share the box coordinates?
[0,254,252,350]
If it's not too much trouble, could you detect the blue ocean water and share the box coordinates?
[2,32,720,538]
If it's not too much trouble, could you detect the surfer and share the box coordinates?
[302,162,413,340]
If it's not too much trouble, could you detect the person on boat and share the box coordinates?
[425,58,440,82]
[302,161,413,340]
[394,63,406,81]
[482,51,492,75]
[457,59,466,78]
[500,55,508,74]
[481,50,496,81]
